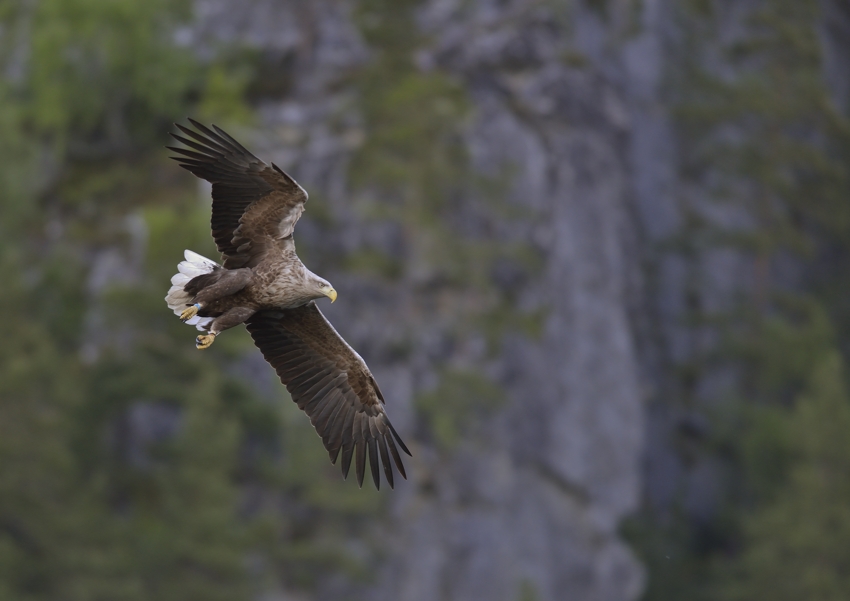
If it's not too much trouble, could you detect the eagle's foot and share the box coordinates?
[180,303,201,322]
[195,333,216,350]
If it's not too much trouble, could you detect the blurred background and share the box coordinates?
[1,0,849,599]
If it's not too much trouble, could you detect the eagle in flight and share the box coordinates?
[164,120,410,490]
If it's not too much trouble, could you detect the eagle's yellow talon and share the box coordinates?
[195,333,216,349]
[180,304,200,322]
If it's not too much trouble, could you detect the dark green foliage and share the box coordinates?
[726,354,850,600]
[28,0,196,147]
[632,0,850,599]
[351,0,544,355]
[0,1,270,598]
[732,297,835,397]
[352,0,473,238]
[621,511,717,601]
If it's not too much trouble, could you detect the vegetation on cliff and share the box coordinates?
[629,1,850,599]
[1,0,848,598]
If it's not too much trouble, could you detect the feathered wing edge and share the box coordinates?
[167,120,308,269]
[246,303,411,490]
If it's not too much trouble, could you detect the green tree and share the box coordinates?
[726,353,850,600]
[0,0,267,598]
[629,1,850,598]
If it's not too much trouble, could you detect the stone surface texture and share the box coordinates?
[190,1,671,599]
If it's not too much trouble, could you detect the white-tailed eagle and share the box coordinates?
[164,120,410,490]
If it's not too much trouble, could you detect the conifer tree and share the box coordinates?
[727,353,850,600]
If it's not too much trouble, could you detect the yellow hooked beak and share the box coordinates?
[325,288,337,303]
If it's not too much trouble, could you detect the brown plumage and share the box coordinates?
[164,119,410,489]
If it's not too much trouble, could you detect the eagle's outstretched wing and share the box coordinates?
[168,119,307,269]
[246,302,411,489]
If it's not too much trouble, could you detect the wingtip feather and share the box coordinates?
[368,438,380,491]
[340,446,354,481]
[378,436,394,489]
[387,420,412,457]
[385,435,407,480]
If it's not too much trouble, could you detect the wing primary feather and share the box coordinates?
[378,435,394,489]
[294,369,332,397]
[290,369,330,396]
[168,135,222,157]
[328,446,341,465]
[300,390,331,416]
[188,119,246,156]
[206,180,257,189]
[167,143,218,160]
[171,156,249,178]
[323,394,349,430]
[213,155,259,172]
[367,437,380,490]
[367,417,381,441]
[366,418,384,490]
[324,403,352,455]
[175,123,230,154]
[355,441,366,488]
[168,156,206,168]
[340,445,354,481]
[319,396,349,447]
[306,396,333,428]
[169,133,213,154]
[354,416,367,488]
[213,123,258,157]
[283,370,325,398]
[313,390,344,432]
[338,403,357,451]
[385,434,407,480]
[300,377,341,414]
[295,368,336,395]
[271,353,311,377]
[387,419,412,456]
[186,118,236,149]
[170,150,248,175]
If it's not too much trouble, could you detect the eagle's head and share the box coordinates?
[310,275,337,303]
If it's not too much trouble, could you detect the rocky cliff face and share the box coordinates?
[191,1,666,599]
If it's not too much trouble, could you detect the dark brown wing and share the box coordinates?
[246,302,411,489]
[168,119,307,269]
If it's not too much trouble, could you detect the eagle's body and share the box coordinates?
[164,120,410,490]
[178,244,319,312]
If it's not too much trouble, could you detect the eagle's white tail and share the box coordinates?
[165,250,219,331]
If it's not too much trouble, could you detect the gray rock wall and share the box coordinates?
[193,1,663,599]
